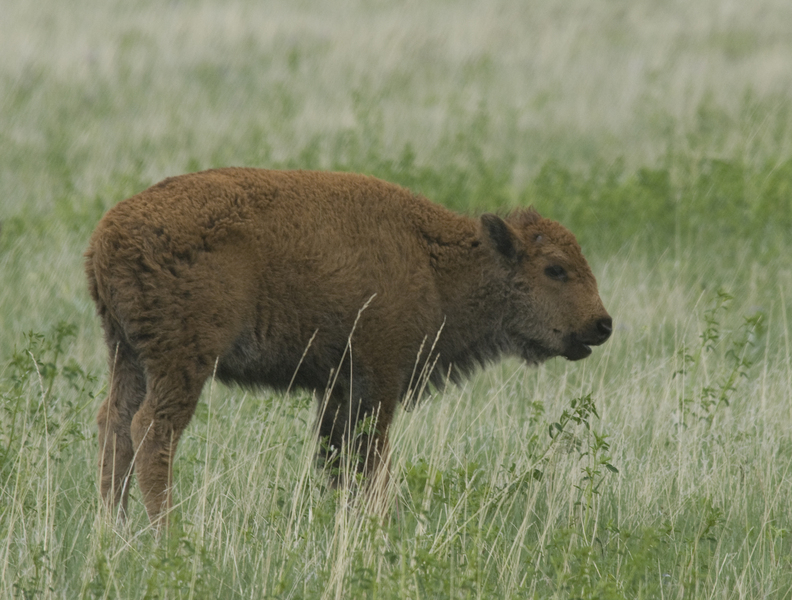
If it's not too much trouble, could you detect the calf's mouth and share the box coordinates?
[563,316,613,361]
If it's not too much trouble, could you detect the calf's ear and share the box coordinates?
[481,213,518,260]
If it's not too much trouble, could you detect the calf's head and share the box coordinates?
[481,208,612,363]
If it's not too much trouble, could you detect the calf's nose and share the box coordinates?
[596,317,613,342]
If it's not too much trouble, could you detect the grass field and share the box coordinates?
[2,0,792,598]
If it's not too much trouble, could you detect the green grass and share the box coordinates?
[2,0,792,598]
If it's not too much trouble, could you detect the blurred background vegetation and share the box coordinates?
[3,0,792,350]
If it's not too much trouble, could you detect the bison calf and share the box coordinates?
[85,168,611,527]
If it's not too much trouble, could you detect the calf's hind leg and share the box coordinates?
[131,359,211,528]
[97,341,146,521]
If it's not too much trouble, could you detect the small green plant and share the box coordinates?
[550,394,619,503]
[1,322,99,599]
[143,516,223,600]
[1,321,97,481]
[674,289,764,428]
[12,541,52,600]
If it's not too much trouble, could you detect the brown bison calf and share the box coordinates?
[85,168,611,527]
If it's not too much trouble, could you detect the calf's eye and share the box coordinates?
[544,265,568,281]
